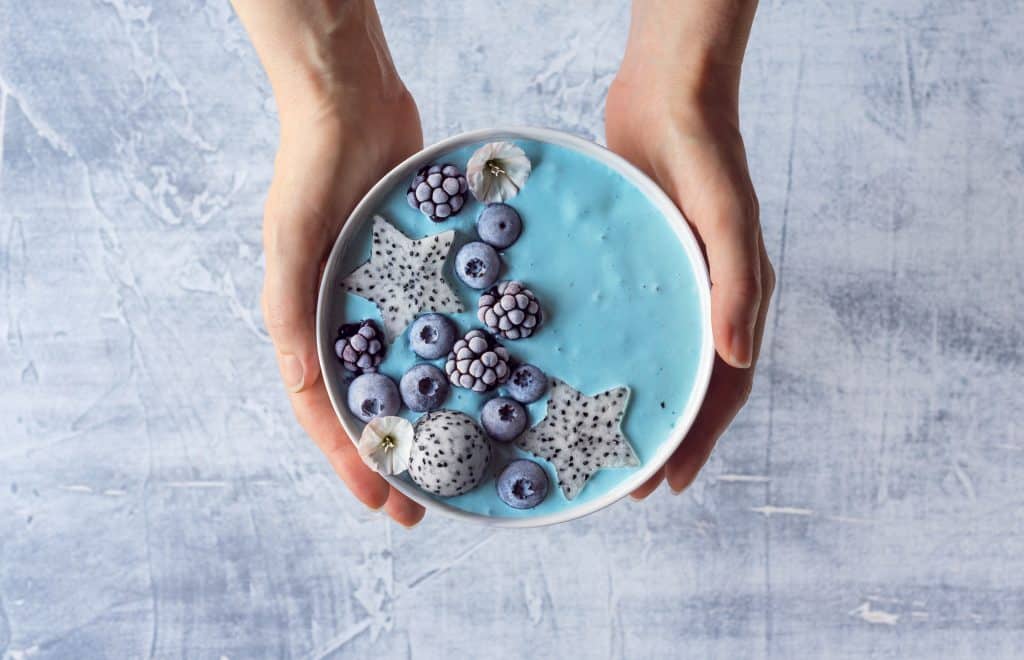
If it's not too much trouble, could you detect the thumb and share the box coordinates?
[701,194,762,369]
[262,212,326,393]
[666,155,762,369]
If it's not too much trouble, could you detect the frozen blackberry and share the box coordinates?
[334,319,386,373]
[477,281,542,340]
[406,163,468,222]
[444,329,511,393]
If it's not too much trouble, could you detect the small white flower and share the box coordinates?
[357,416,413,476]
[466,141,532,203]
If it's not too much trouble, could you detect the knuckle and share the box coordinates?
[263,201,328,256]
[736,374,755,406]
[726,272,763,305]
[706,203,757,238]
[261,286,290,337]
[764,260,777,298]
[750,192,760,222]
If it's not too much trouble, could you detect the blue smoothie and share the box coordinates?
[334,139,706,519]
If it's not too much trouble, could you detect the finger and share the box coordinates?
[630,467,665,500]
[699,192,762,370]
[655,124,763,369]
[667,239,774,493]
[262,206,328,394]
[383,487,426,528]
[289,384,391,510]
[665,359,749,493]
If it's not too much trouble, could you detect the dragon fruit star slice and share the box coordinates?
[515,379,638,501]
[339,215,464,343]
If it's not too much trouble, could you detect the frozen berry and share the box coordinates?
[496,459,549,509]
[476,203,522,249]
[478,280,542,340]
[407,163,468,222]
[400,364,449,412]
[505,364,548,403]
[444,329,511,392]
[334,320,385,373]
[480,397,528,442]
[455,241,501,290]
[409,313,457,360]
[347,373,400,423]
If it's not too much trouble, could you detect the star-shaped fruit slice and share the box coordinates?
[340,215,464,342]
[516,379,639,500]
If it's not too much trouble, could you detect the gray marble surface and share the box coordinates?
[2,1,1022,658]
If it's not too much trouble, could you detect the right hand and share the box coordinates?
[261,88,427,526]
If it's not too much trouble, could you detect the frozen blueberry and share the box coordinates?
[400,364,449,412]
[480,397,528,442]
[496,459,549,509]
[409,313,457,360]
[455,241,501,289]
[347,373,400,423]
[505,364,549,403]
[476,203,523,249]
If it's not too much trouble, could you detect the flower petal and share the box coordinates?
[466,141,532,203]
[357,416,414,475]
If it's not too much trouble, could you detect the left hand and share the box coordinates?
[605,72,775,497]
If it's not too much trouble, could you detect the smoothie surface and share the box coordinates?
[334,139,706,518]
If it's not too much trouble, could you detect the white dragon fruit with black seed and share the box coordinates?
[408,410,491,496]
[478,280,542,340]
[334,319,385,373]
[516,379,638,500]
[339,215,463,342]
[444,329,511,392]
[407,163,468,222]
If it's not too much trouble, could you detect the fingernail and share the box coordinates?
[729,327,753,369]
[397,511,424,528]
[280,353,305,392]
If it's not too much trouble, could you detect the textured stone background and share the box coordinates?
[2,1,1022,658]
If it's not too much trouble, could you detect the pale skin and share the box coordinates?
[231,0,773,526]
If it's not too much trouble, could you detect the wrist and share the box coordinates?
[611,52,741,136]
[615,51,740,113]
[616,0,755,115]
[235,0,406,125]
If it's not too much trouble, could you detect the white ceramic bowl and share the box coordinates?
[316,127,714,527]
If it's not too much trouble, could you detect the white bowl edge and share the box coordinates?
[316,126,715,528]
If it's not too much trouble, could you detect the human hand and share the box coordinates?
[605,7,773,496]
[263,94,427,526]
[234,0,427,525]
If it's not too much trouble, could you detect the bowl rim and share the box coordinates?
[316,126,714,527]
